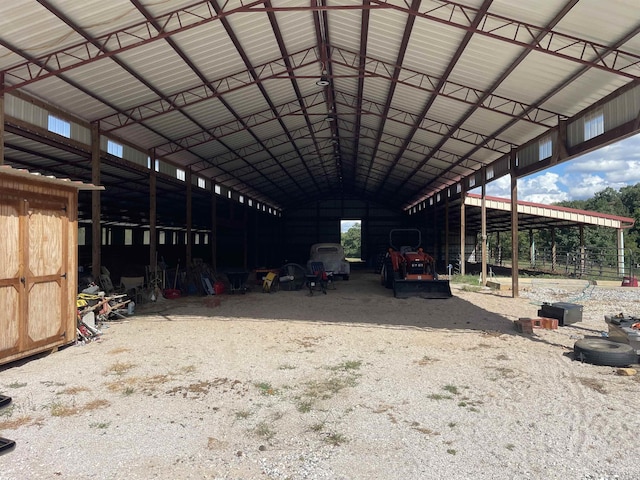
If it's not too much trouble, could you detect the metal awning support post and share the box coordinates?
[551,227,557,272]
[529,229,535,269]
[579,224,585,276]
[617,228,625,277]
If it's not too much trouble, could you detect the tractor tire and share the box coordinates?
[382,256,394,289]
[573,338,638,367]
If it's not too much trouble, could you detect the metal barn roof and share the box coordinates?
[1,0,639,216]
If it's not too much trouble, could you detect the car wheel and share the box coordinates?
[573,338,638,367]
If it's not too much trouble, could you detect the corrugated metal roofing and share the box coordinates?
[1,0,639,214]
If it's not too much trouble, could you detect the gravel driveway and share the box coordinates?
[1,272,639,479]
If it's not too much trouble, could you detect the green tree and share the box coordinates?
[342,223,362,259]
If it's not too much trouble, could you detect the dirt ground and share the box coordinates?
[1,270,639,479]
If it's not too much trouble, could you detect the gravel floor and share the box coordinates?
[1,272,639,480]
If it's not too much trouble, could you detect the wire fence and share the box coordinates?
[483,246,636,281]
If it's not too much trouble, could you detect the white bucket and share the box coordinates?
[127,301,135,315]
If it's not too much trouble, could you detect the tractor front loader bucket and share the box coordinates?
[393,279,452,299]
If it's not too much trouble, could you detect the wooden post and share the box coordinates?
[91,123,101,279]
[186,168,192,268]
[460,190,466,276]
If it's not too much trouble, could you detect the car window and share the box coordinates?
[318,247,339,253]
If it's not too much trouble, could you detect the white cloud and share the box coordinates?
[566,134,640,185]
[519,172,569,204]
[468,133,640,204]
[482,172,569,204]
[484,175,511,198]
[569,174,615,200]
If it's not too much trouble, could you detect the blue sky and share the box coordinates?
[471,132,640,204]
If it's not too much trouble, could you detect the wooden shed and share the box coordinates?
[0,165,101,366]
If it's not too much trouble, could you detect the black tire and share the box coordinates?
[573,338,638,367]
[0,437,15,455]
[0,395,11,409]
[382,256,394,289]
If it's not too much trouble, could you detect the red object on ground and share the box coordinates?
[214,281,226,295]
[621,276,638,287]
[164,289,181,299]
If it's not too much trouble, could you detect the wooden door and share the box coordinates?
[0,192,69,359]
[25,197,69,351]
[0,195,22,358]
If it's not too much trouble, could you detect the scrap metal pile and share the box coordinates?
[76,289,131,344]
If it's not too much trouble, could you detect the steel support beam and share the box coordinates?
[481,169,487,286]
[510,169,519,298]
[149,160,157,279]
[186,168,193,268]
[91,123,101,279]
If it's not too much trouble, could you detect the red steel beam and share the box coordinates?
[0,0,271,93]
[371,0,640,79]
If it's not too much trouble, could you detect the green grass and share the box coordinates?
[255,422,275,440]
[7,382,27,389]
[235,409,252,420]
[324,432,347,446]
[309,422,325,432]
[450,274,480,285]
[328,360,362,372]
[255,382,278,396]
[89,422,110,429]
[443,385,459,395]
[427,393,452,401]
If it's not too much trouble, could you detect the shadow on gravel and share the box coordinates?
[135,270,540,337]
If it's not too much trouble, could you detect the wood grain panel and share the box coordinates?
[28,207,63,277]
[28,281,62,344]
[0,286,20,354]
[0,200,20,279]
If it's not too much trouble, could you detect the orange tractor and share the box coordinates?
[380,229,452,299]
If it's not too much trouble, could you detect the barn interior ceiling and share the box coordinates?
[1,0,639,223]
